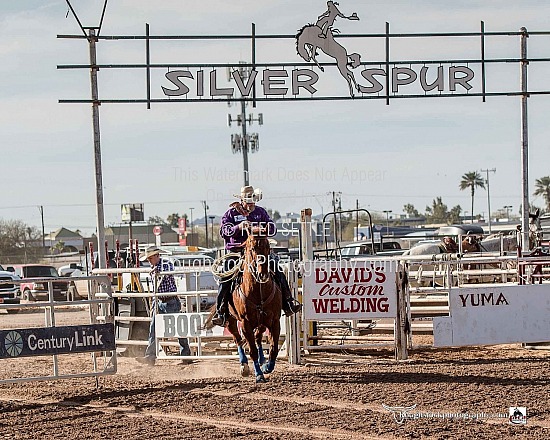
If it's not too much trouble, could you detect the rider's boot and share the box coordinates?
[211,306,227,327]
[212,282,230,326]
[275,271,302,316]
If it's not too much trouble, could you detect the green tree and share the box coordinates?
[51,241,65,255]
[0,219,42,263]
[533,176,550,213]
[459,171,485,224]
[267,209,281,221]
[425,197,450,224]
[166,213,181,228]
[448,205,463,224]
[147,216,167,225]
[403,204,420,217]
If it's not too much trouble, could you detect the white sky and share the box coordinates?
[1,0,550,236]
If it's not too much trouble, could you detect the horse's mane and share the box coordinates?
[295,23,315,54]
[244,234,270,255]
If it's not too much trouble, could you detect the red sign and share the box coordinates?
[153,225,164,236]
[302,261,397,320]
[178,217,187,234]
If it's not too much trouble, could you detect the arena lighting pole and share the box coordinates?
[228,62,263,186]
[481,168,496,234]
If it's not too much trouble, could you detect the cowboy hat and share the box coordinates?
[235,185,263,203]
[139,245,165,261]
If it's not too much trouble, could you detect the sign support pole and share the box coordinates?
[520,27,530,252]
[89,28,107,269]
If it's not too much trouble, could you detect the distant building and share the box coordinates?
[104,223,179,249]
[44,227,84,252]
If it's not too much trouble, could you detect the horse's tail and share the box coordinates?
[296,24,314,61]
[348,52,361,69]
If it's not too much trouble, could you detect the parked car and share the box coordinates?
[58,263,85,277]
[340,241,404,257]
[435,225,484,237]
[0,270,22,312]
[6,264,69,301]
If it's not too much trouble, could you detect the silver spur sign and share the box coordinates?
[59,2,548,105]
[161,1,475,101]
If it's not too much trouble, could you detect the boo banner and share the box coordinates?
[301,260,398,320]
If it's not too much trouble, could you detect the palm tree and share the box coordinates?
[459,171,485,224]
[533,176,550,212]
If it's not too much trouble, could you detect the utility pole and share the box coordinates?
[209,216,215,248]
[504,205,513,221]
[520,27,530,252]
[356,199,359,241]
[228,62,263,186]
[330,191,342,244]
[383,210,392,235]
[481,168,496,233]
[201,201,209,248]
[189,207,194,246]
[38,205,45,252]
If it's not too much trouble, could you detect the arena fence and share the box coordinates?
[92,265,296,362]
[0,276,116,385]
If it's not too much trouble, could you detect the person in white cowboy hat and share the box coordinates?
[211,185,302,326]
[137,246,191,366]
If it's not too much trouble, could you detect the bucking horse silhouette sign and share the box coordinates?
[296,1,363,97]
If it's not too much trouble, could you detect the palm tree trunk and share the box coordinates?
[470,187,474,224]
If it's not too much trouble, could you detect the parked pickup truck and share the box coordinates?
[6,264,69,302]
[0,266,22,312]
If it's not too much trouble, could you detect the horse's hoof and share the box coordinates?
[255,375,267,383]
[240,363,250,377]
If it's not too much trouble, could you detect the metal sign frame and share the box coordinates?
[58,23,550,105]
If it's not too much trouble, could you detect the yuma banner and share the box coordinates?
[302,260,397,320]
[0,324,116,358]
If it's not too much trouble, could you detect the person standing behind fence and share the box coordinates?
[137,246,191,366]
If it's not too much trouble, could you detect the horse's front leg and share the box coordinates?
[261,319,280,374]
[242,323,266,383]
[308,45,324,72]
[237,344,250,377]
[255,327,266,366]
[227,317,250,377]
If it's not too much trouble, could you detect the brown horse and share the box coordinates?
[217,234,282,383]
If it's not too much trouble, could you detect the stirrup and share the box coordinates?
[283,299,302,317]
[211,311,226,326]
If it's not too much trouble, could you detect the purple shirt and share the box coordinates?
[219,205,276,252]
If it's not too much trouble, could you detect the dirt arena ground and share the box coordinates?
[1,310,549,439]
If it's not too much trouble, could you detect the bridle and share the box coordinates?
[245,236,271,284]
